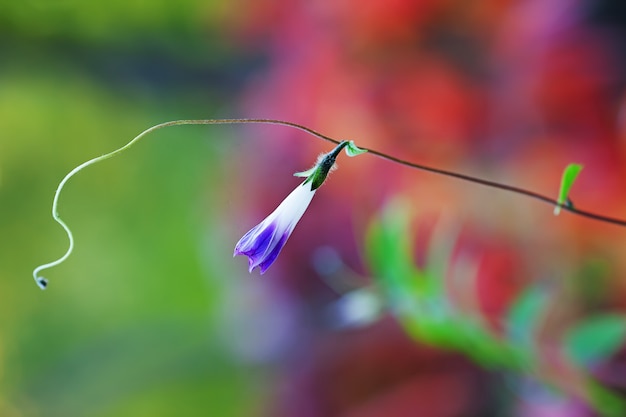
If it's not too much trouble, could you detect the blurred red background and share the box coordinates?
[223,0,626,416]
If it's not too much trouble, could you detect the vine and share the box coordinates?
[33,118,626,289]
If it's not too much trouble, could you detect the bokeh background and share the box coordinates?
[2,0,626,416]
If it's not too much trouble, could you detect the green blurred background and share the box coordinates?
[0,2,271,416]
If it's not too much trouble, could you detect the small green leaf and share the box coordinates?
[564,314,626,368]
[293,167,316,178]
[554,163,583,215]
[345,140,368,157]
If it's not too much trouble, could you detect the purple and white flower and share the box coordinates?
[234,181,316,274]
[234,139,366,274]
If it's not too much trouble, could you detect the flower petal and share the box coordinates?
[257,232,289,274]
[234,182,316,273]
[234,221,277,270]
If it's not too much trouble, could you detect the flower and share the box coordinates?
[234,181,316,273]
[234,140,366,274]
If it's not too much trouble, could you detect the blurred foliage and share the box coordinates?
[565,315,626,368]
[0,0,228,42]
[0,65,270,415]
[0,2,271,416]
[365,201,626,417]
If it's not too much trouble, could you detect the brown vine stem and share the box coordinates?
[33,118,626,290]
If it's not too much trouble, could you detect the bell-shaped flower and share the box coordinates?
[234,140,366,274]
[234,181,316,273]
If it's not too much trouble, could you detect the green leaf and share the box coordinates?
[564,314,626,368]
[554,163,583,215]
[344,140,367,157]
[364,201,426,314]
[506,285,550,351]
[587,381,626,417]
[423,221,459,301]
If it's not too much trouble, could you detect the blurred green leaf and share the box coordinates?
[506,285,550,352]
[564,315,626,368]
[587,380,626,417]
[423,221,459,303]
[365,202,418,301]
[554,163,583,215]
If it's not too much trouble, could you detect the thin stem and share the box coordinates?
[33,118,335,289]
[361,148,626,226]
[33,118,626,290]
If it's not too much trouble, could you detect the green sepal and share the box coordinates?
[293,167,316,178]
[294,165,327,190]
[307,164,330,190]
[345,140,367,157]
[292,160,331,190]
[295,140,357,191]
[554,163,583,215]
